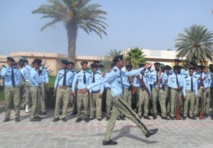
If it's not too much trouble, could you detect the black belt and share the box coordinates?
[106,88,111,90]
[92,90,100,93]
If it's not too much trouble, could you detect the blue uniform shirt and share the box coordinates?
[133,73,151,93]
[168,72,185,95]
[87,66,144,97]
[54,68,74,88]
[39,67,49,83]
[1,66,21,87]
[72,70,91,92]
[29,68,42,87]
[183,75,198,95]
[89,71,103,93]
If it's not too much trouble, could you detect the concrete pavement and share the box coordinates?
[0,106,213,148]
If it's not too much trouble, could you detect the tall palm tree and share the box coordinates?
[175,24,213,64]
[32,0,108,62]
[125,48,146,69]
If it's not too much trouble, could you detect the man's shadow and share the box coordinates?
[96,125,158,144]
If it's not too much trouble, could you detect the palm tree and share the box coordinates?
[125,48,146,69]
[106,49,122,59]
[175,24,213,64]
[32,0,108,62]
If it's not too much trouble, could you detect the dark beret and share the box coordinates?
[81,61,88,65]
[68,61,74,65]
[99,64,104,68]
[113,55,123,63]
[138,64,145,68]
[165,65,172,70]
[7,57,15,62]
[91,63,98,68]
[93,60,100,64]
[126,65,133,69]
[61,60,69,65]
[174,59,180,62]
[154,62,161,66]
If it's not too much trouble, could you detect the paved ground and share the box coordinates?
[0,106,213,148]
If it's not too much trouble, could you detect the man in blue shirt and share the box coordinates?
[89,63,103,121]
[72,61,91,123]
[168,66,186,120]
[53,60,74,122]
[182,68,198,120]
[29,59,42,122]
[1,57,21,122]
[85,55,158,145]
[68,61,77,115]
[38,60,49,115]
[21,59,32,113]
[133,64,151,120]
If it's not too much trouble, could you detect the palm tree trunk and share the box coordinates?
[66,23,78,62]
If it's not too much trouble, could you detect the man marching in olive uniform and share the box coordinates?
[29,59,43,121]
[53,60,74,122]
[89,63,103,121]
[85,55,158,145]
[72,61,91,123]
[1,57,21,122]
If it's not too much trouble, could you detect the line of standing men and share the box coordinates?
[0,57,49,122]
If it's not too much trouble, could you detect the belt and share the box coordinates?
[5,86,19,88]
[58,86,71,89]
[92,90,100,93]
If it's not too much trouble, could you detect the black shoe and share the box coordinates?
[52,118,60,122]
[35,116,43,120]
[106,117,110,121]
[15,117,20,122]
[162,116,170,120]
[170,116,175,120]
[89,117,95,121]
[97,118,102,121]
[70,112,77,115]
[30,117,41,122]
[75,118,82,123]
[61,118,68,122]
[120,116,125,120]
[182,116,186,120]
[189,116,196,120]
[39,111,47,116]
[117,117,121,120]
[144,116,151,120]
[3,118,10,122]
[145,129,158,138]
[103,139,117,145]
[84,118,89,123]
[153,115,157,120]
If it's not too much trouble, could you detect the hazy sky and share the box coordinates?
[0,0,212,56]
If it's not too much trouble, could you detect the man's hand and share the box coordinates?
[195,95,198,99]
[99,93,102,98]
[144,63,152,69]
[71,92,76,96]
[183,96,186,100]
[54,88,57,93]
[177,86,182,91]
[89,93,92,97]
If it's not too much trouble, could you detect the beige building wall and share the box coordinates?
[1,49,211,75]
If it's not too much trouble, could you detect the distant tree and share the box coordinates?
[125,48,146,69]
[106,49,122,59]
[32,0,108,62]
[175,24,213,64]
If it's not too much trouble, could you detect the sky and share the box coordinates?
[0,0,212,56]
